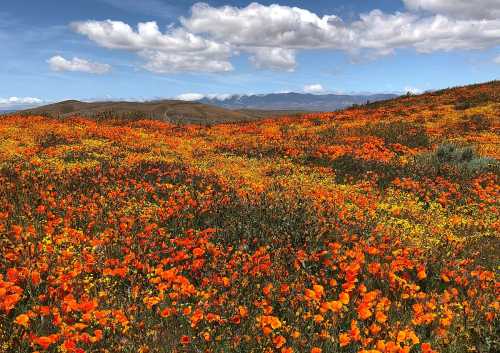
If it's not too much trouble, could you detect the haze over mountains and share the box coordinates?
[197,92,398,111]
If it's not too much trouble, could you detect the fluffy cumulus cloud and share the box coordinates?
[0,97,43,109]
[249,47,297,71]
[71,20,233,73]
[71,2,500,73]
[303,84,325,94]
[403,0,500,20]
[182,3,351,49]
[140,50,232,73]
[48,55,111,74]
[183,3,500,54]
[350,10,500,54]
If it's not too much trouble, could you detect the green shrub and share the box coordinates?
[454,93,490,110]
[331,154,398,186]
[411,143,499,180]
[362,120,429,148]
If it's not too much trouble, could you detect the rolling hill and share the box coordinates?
[14,99,271,124]
[10,92,399,124]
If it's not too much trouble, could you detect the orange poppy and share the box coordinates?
[339,333,351,347]
[14,314,29,328]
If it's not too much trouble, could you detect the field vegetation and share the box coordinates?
[0,81,498,353]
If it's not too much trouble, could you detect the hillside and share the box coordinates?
[0,81,498,353]
[15,99,291,124]
[13,92,399,124]
[198,92,398,111]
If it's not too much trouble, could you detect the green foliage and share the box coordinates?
[454,93,491,110]
[361,120,430,148]
[411,143,499,180]
[331,154,398,186]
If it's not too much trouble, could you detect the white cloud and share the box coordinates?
[403,0,500,20]
[48,56,111,74]
[176,93,234,101]
[140,50,233,73]
[249,47,296,71]
[72,2,500,73]
[0,97,43,109]
[71,20,226,52]
[176,93,205,101]
[182,3,352,49]
[494,55,500,64]
[303,84,325,94]
[350,10,500,54]
[71,20,233,73]
[183,3,500,54]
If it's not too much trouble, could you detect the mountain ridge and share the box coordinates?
[6,92,399,123]
[197,92,398,111]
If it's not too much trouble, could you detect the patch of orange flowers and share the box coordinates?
[0,81,498,352]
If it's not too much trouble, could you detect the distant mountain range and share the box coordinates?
[198,92,398,111]
[3,92,400,123]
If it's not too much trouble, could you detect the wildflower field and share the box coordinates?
[0,82,499,353]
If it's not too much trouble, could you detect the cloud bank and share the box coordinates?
[71,2,500,74]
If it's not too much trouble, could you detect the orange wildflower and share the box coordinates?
[375,311,387,323]
[34,335,57,350]
[339,333,351,347]
[15,314,30,328]
[273,335,286,349]
[263,283,273,296]
[192,247,205,258]
[339,292,350,305]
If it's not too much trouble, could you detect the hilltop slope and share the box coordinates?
[15,99,284,124]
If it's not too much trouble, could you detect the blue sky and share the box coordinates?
[1,0,499,108]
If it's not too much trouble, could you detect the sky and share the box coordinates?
[1,0,499,109]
